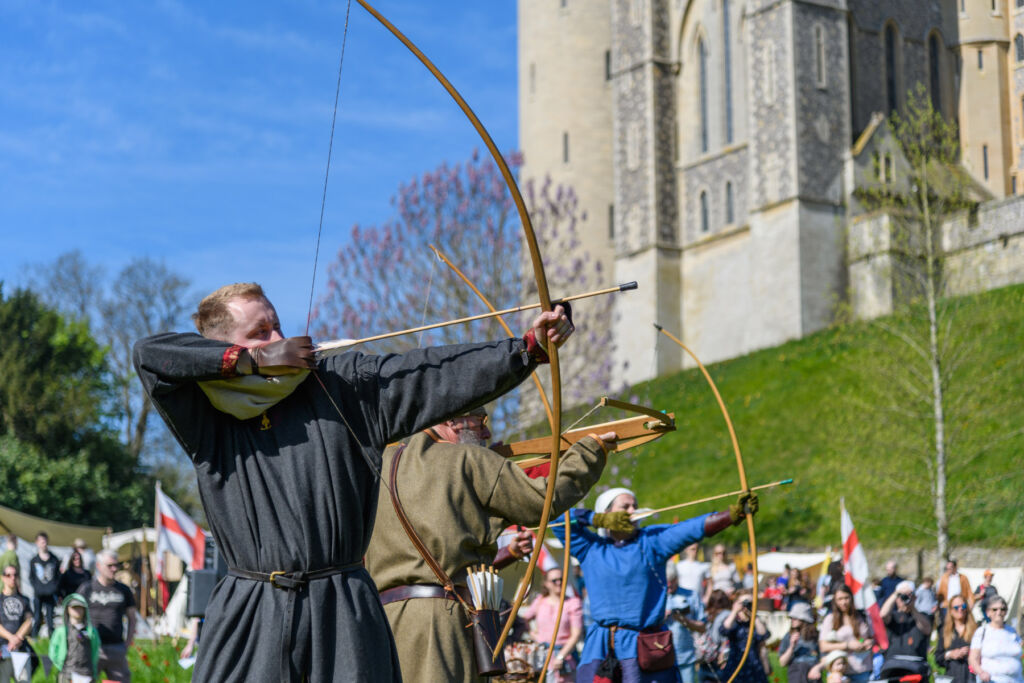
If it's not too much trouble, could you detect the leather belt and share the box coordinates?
[227,561,364,680]
[379,583,472,606]
[227,561,364,590]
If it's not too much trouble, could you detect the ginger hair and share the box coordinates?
[192,283,267,338]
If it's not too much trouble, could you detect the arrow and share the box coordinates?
[629,478,793,522]
[314,281,638,358]
[508,479,791,533]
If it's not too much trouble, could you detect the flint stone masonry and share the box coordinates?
[519,0,1021,386]
[681,145,749,241]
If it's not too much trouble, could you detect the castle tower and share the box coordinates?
[517,0,615,280]
[735,0,852,353]
[606,0,684,385]
[1008,0,1024,194]
[957,0,1014,197]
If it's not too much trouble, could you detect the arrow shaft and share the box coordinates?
[631,479,793,520]
[315,282,636,357]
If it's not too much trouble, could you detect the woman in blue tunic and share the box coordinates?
[570,487,757,683]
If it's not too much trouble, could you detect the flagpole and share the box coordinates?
[154,481,163,617]
[140,518,150,618]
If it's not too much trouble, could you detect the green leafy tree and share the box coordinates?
[25,252,201,520]
[0,286,149,527]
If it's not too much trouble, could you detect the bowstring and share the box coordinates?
[415,255,438,348]
[302,1,393,493]
[305,0,353,336]
[561,400,604,434]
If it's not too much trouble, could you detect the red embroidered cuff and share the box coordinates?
[221,345,244,376]
[523,330,550,364]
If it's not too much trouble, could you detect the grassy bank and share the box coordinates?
[580,284,1024,551]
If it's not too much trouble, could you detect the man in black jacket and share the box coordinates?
[880,579,933,680]
[28,532,60,638]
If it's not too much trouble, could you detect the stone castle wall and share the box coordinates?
[849,193,1024,318]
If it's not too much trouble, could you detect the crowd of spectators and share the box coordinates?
[517,550,1021,683]
[0,532,138,682]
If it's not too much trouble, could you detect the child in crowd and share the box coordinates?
[812,650,850,683]
[49,593,100,683]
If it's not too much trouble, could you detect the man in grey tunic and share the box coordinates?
[132,282,573,682]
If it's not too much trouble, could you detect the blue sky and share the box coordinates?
[0,0,519,334]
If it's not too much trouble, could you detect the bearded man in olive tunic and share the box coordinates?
[132,282,573,683]
[366,408,616,683]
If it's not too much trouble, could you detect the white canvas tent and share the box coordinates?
[105,527,156,555]
[961,567,1023,627]
[756,550,838,577]
[154,572,191,638]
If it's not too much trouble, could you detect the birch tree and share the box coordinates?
[841,84,1024,562]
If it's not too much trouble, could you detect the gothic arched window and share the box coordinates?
[1016,34,1024,62]
[814,24,827,88]
[725,181,735,225]
[885,24,899,114]
[723,0,734,143]
[699,38,709,153]
[929,33,942,112]
[700,190,710,233]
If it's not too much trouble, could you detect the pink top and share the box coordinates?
[522,595,583,646]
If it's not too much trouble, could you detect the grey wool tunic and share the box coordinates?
[133,332,540,683]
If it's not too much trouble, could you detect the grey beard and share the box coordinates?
[456,432,488,447]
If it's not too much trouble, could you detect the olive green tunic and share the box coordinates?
[365,431,607,683]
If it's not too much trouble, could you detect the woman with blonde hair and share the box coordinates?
[936,594,977,683]
[704,545,740,601]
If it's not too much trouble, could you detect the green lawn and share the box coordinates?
[577,283,1024,550]
[28,637,192,682]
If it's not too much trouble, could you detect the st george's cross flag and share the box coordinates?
[156,482,206,570]
[841,498,888,649]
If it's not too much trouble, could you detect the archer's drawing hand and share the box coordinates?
[509,530,534,559]
[249,336,316,375]
[529,304,574,350]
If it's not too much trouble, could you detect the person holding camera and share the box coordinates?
[878,580,932,680]
[719,590,770,683]
[779,603,820,683]
[666,562,706,683]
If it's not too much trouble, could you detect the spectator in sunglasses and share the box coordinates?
[969,598,1022,683]
[0,565,32,681]
[936,595,978,683]
[523,568,583,681]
